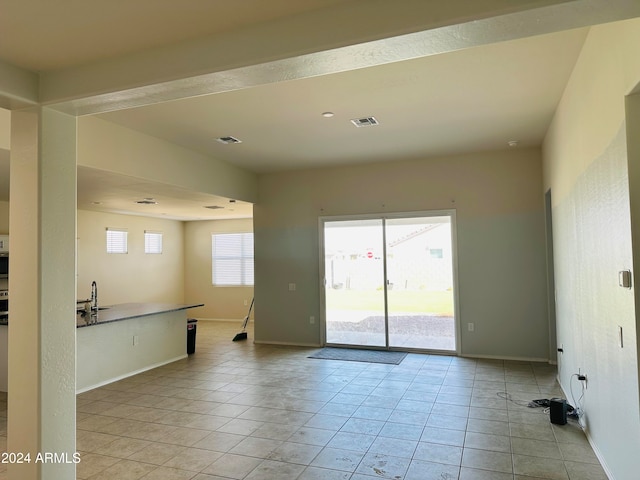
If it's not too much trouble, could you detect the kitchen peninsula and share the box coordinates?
[76,302,203,392]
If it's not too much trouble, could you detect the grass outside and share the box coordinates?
[326,289,454,316]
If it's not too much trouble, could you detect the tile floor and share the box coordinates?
[0,321,607,479]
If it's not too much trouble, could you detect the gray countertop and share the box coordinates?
[76,302,204,328]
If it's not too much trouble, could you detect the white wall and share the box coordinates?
[254,148,549,357]
[77,310,187,392]
[184,218,254,321]
[77,210,184,305]
[543,18,640,480]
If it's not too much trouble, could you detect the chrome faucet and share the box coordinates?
[90,281,98,311]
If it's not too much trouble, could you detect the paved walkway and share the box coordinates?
[327,315,456,351]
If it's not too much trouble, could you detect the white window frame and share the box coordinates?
[106,228,128,254]
[212,232,254,286]
[144,230,163,254]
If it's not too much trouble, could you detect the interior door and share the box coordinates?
[324,219,387,347]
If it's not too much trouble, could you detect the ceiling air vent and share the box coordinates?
[136,198,158,205]
[204,205,224,210]
[350,116,379,128]
[216,136,242,144]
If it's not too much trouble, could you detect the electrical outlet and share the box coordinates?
[244,299,248,306]
[288,283,296,291]
[467,323,474,332]
[310,316,315,324]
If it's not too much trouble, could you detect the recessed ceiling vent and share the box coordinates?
[216,136,242,144]
[350,116,379,127]
[136,198,158,205]
[204,205,224,210]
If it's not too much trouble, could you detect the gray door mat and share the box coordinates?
[308,347,407,365]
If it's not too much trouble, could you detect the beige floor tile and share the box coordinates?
[162,447,222,472]
[0,322,591,480]
[404,459,460,480]
[464,431,511,453]
[462,447,513,474]
[414,441,462,465]
[243,459,306,480]
[229,435,282,458]
[128,443,187,465]
[88,459,157,480]
[99,437,150,458]
[140,466,198,480]
[513,454,569,480]
[511,436,563,459]
[201,453,262,479]
[310,447,364,472]
[76,452,120,479]
[266,441,322,465]
[297,465,351,480]
[355,452,411,478]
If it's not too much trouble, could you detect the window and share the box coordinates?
[106,228,128,254]
[144,231,163,254]
[212,233,254,285]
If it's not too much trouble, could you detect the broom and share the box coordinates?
[232,297,254,341]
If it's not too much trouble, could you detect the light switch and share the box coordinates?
[619,270,632,289]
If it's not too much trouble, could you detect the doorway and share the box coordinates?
[321,212,458,352]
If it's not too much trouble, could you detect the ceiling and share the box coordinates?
[0,1,595,220]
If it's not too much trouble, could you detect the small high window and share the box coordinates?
[144,231,163,254]
[106,228,128,254]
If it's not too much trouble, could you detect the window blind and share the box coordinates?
[212,233,254,285]
[106,228,128,254]
[144,231,163,254]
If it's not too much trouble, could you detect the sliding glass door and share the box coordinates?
[323,219,386,347]
[323,213,457,352]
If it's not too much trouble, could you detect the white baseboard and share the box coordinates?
[253,340,321,348]
[194,318,253,323]
[76,354,187,394]
[558,381,614,480]
[460,353,550,363]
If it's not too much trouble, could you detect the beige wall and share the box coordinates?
[254,148,549,357]
[0,200,7,232]
[77,210,184,305]
[184,218,254,320]
[78,116,257,204]
[542,18,640,480]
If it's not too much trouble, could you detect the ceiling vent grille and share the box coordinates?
[136,198,158,205]
[204,205,224,210]
[350,116,379,127]
[216,136,242,144]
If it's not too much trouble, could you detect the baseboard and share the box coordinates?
[558,381,615,480]
[253,339,321,348]
[194,318,253,324]
[460,353,550,363]
[76,354,187,394]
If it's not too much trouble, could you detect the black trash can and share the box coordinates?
[187,319,197,354]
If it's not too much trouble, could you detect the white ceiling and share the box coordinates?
[0,1,597,220]
[95,29,588,173]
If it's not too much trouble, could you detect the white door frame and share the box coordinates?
[318,209,461,354]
